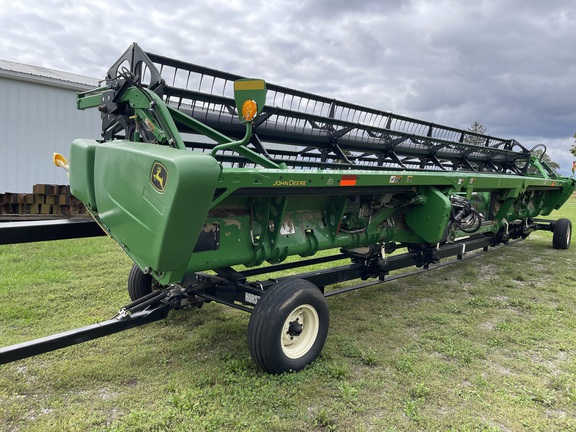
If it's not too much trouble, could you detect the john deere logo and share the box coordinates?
[150,162,168,193]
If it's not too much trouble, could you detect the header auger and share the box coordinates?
[1,43,574,373]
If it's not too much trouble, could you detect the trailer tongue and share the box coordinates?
[1,43,574,373]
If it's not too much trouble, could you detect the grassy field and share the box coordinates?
[1,197,575,431]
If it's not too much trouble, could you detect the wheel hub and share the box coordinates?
[288,319,303,337]
[281,304,320,359]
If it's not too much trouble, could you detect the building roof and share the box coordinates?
[0,59,100,90]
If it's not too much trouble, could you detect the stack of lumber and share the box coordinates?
[0,184,86,216]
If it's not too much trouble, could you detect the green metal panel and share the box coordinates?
[81,141,220,281]
[405,186,452,244]
[69,139,97,211]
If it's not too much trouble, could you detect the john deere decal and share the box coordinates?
[150,162,168,193]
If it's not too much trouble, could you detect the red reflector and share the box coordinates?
[340,175,358,186]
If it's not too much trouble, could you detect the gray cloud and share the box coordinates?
[1,0,575,174]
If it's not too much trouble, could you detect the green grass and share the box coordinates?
[1,198,576,431]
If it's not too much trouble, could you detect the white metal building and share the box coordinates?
[0,60,101,193]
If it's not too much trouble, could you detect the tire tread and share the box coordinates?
[552,218,572,250]
[127,263,154,301]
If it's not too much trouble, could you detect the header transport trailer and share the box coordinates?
[1,43,574,373]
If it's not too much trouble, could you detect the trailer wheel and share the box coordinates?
[127,263,156,301]
[248,278,329,374]
[552,218,572,250]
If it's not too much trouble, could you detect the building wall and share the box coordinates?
[0,78,101,193]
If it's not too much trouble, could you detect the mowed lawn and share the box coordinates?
[1,197,575,431]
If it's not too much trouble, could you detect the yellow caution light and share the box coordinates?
[241,99,258,122]
[53,153,69,171]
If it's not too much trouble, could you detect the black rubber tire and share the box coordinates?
[127,263,155,301]
[552,218,572,250]
[247,278,329,374]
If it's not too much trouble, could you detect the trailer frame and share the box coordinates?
[0,216,568,371]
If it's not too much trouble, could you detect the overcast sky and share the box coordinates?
[1,0,575,175]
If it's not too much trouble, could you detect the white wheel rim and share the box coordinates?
[281,304,319,359]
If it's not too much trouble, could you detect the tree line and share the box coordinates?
[468,122,567,171]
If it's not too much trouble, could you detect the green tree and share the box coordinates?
[533,149,560,171]
[570,132,576,157]
[464,121,488,146]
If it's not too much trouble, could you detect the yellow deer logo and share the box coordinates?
[150,162,168,192]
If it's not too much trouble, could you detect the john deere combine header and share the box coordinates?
[1,43,574,373]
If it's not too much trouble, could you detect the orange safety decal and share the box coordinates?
[340,175,358,186]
